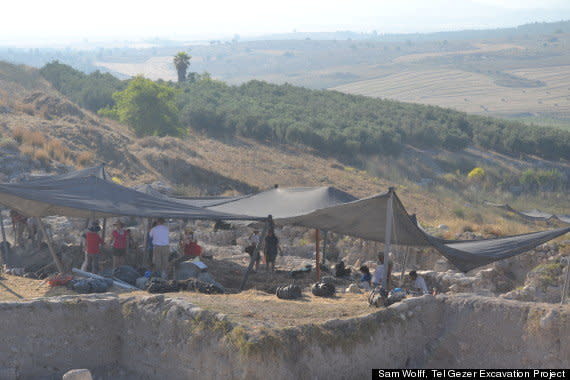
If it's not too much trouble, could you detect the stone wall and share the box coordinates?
[0,293,568,379]
[424,295,570,368]
[0,295,121,379]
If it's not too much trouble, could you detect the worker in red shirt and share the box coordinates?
[180,228,202,258]
[110,220,130,270]
[83,222,103,274]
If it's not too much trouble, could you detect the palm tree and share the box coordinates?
[173,52,191,83]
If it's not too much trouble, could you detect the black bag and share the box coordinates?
[113,265,140,285]
[311,281,335,297]
[179,278,224,294]
[368,287,389,307]
[146,278,180,294]
[276,284,302,300]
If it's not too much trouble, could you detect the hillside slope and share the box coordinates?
[0,62,568,237]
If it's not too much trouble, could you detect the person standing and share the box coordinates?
[149,218,170,278]
[264,229,280,271]
[110,220,130,270]
[84,222,103,274]
[246,230,261,271]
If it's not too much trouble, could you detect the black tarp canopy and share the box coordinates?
[0,175,259,220]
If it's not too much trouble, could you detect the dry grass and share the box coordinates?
[167,289,373,328]
[19,144,36,157]
[33,148,50,165]
[45,138,69,161]
[76,151,95,167]
[0,275,76,301]
[11,125,26,143]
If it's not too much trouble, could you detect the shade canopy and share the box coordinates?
[208,186,358,218]
[20,165,107,184]
[485,201,570,224]
[135,184,246,207]
[2,167,568,272]
[210,187,569,272]
[0,176,259,220]
[427,227,570,272]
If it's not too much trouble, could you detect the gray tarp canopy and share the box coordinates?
[19,165,107,183]
[485,201,570,224]
[135,184,246,208]
[0,176,260,220]
[210,187,570,272]
[208,186,358,218]
[2,167,568,272]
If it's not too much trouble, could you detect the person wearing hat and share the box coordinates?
[149,218,170,278]
[83,221,103,274]
[110,220,130,270]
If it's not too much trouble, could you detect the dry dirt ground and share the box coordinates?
[0,272,375,330]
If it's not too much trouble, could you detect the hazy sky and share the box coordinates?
[3,0,570,43]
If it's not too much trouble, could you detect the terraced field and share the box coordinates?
[332,65,570,120]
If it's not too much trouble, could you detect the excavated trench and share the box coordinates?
[0,293,568,379]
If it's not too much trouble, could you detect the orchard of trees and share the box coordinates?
[40,61,570,162]
[40,61,125,112]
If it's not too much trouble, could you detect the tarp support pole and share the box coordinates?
[399,246,409,287]
[322,230,328,265]
[0,209,8,266]
[102,218,107,244]
[315,229,321,281]
[101,163,107,244]
[383,187,395,290]
[239,218,269,291]
[562,257,570,305]
[36,217,65,273]
[142,218,150,267]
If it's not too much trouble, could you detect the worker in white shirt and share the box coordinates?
[409,270,429,295]
[372,252,393,289]
[149,218,170,278]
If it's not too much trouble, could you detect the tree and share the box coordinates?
[109,76,179,137]
[173,52,191,83]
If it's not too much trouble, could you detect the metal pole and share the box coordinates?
[383,187,394,290]
[239,219,269,291]
[36,217,65,273]
[561,257,570,305]
[315,229,321,281]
